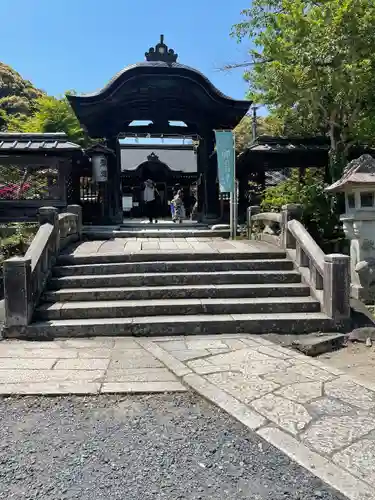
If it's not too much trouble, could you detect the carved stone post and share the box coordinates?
[323,254,351,322]
[281,204,302,249]
[247,205,260,239]
[38,206,59,254]
[67,204,83,238]
[3,257,32,328]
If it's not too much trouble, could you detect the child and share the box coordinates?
[172,190,184,223]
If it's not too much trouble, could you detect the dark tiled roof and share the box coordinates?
[245,135,330,153]
[326,154,375,192]
[0,133,81,152]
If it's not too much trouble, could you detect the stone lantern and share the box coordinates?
[326,154,375,301]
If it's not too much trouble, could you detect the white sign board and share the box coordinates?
[92,155,108,182]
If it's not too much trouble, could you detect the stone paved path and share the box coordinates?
[1,334,374,499]
[63,237,281,255]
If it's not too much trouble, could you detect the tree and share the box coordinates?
[232,0,375,179]
[0,62,43,118]
[234,114,270,153]
[7,95,87,146]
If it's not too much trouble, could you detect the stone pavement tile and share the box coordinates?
[187,359,233,375]
[223,338,249,350]
[77,348,113,359]
[183,372,266,431]
[333,439,375,487]
[238,337,265,348]
[101,381,187,393]
[207,371,279,404]
[155,340,187,351]
[0,347,78,359]
[0,381,100,395]
[0,369,104,384]
[208,348,230,355]
[171,349,210,361]
[105,368,177,382]
[109,352,163,370]
[308,397,355,417]
[302,415,375,456]
[208,348,271,366]
[264,368,312,386]
[59,338,115,349]
[138,339,191,377]
[54,358,110,371]
[142,241,160,250]
[275,381,323,403]
[159,242,178,250]
[285,360,337,382]
[324,376,375,410]
[0,358,57,370]
[72,240,104,254]
[255,345,292,360]
[2,340,61,349]
[113,338,143,349]
[251,393,312,435]
[258,426,374,500]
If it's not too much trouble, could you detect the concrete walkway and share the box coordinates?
[0,334,374,499]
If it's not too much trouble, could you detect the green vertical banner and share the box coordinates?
[214,130,235,193]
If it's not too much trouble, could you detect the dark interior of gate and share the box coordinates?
[66,35,250,225]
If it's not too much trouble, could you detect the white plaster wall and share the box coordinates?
[120,147,197,173]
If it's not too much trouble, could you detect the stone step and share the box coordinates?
[84,229,230,239]
[120,222,209,229]
[43,283,311,302]
[57,250,286,266]
[48,270,302,289]
[36,297,320,321]
[52,259,294,277]
[10,312,333,339]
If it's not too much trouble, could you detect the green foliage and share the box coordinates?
[7,95,87,145]
[0,62,43,119]
[0,223,37,264]
[233,0,375,178]
[235,114,274,153]
[261,169,342,245]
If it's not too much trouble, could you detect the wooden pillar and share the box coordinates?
[205,131,219,220]
[196,140,205,220]
[106,136,122,224]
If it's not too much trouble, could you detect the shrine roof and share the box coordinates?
[242,135,330,154]
[326,154,375,192]
[67,36,251,137]
[0,133,81,153]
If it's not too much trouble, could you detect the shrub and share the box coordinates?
[261,169,343,248]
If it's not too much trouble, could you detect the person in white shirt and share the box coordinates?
[143,179,159,223]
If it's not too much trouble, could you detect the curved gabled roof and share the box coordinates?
[75,61,248,106]
[67,36,251,137]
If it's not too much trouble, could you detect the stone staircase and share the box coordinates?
[27,248,333,338]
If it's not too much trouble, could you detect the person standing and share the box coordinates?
[172,189,184,223]
[143,179,159,223]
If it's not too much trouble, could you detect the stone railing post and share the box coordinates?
[281,204,302,249]
[247,205,260,239]
[3,257,32,327]
[67,204,83,238]
[323,254,351,322]
[38,206,59,254]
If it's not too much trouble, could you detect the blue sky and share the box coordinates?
[2,0,252,101]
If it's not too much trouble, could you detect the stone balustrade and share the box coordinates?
[248,204,350,324]
[3,205,82,331]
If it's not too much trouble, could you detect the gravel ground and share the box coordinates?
[0,392,346,500]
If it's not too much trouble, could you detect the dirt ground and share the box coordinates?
[318,342,375,385]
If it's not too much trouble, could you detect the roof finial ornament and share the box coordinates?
[145,34,178,63]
